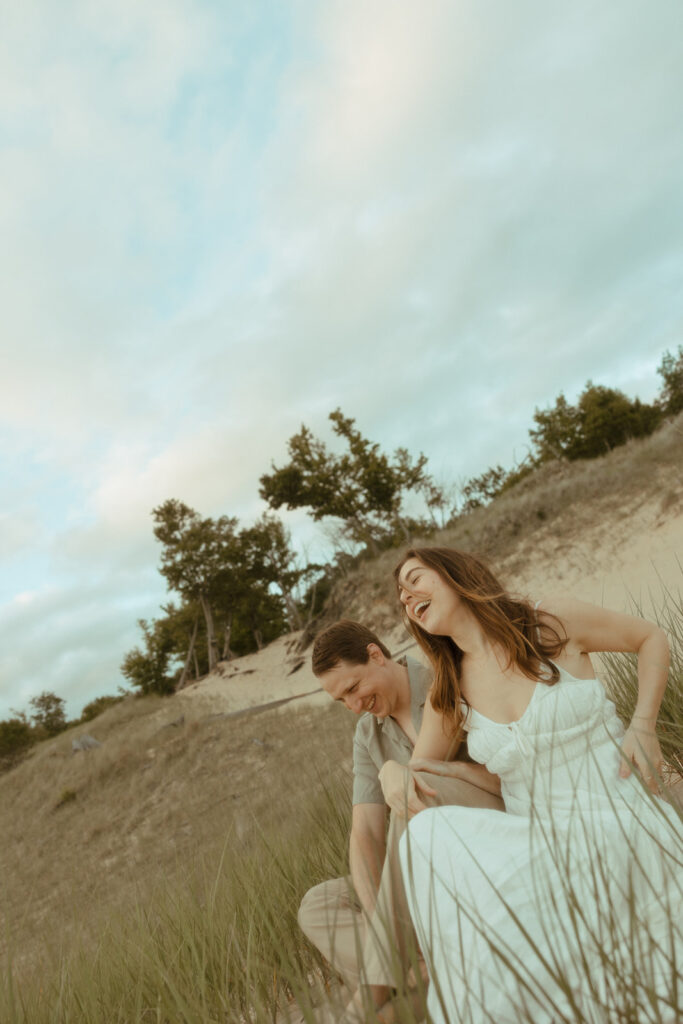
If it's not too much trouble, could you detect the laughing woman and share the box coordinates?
[385,546,682,1024]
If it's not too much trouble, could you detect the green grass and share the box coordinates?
[601,575,683,775]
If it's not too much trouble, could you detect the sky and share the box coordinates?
[2,0,683,720]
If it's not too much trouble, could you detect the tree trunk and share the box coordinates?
[222,612,235,661]
[304,581,318,628]
[199,592,218,673]
[283,591,303,632]
[253,628,263,650]
[396,515,412,543]
[193,649,199,680]
[176,613,200,691]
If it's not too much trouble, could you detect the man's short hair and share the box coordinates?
[312,619,392,676]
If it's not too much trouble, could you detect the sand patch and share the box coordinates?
[176,502,683,717]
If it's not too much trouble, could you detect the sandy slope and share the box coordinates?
[176,498,683,719]
[505,495,683,610]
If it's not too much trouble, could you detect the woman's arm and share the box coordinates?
[540,595,670,789]
[409,757,502,797]
[378,690,468,814]
[411,690,459,761]
[379,689,503,813]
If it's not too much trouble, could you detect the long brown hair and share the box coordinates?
[394,546,568,742]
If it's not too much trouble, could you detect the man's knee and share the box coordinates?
[298,879,330,937]
[298,876,357,940]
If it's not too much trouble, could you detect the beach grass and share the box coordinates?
[1,580,682,1022]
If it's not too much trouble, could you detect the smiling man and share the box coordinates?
[297,619,503,1021]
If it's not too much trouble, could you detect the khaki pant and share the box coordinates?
[298,773,504,990]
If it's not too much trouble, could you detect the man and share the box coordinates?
[298,620,504,1020]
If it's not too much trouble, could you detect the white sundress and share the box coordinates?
[399,664,683,1023]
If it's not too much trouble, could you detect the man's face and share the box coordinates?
[318,644,399,720]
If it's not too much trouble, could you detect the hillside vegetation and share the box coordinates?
[1,417,682,1023]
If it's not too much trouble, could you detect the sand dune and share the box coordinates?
[176,497,683,718]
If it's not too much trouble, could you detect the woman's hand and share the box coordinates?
[619,718,664,792]
[378,759,437,818]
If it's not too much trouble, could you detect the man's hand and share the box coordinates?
[619,719,664,793]
[378,759,437,818]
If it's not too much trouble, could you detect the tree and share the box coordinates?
[0,716,36,768]
[421,478,456,530]
[260,409,431,550]
[228,585,288,653]
[657,345,683,415]
[29,691,67,737]
[461,465,510,512]
[120,618,175,696]
[529,393,583,461]
[240,514,318,632]
[159,600,203,690]
[574,385,660,458]
[152,500,240,673]
[530,384,661,463]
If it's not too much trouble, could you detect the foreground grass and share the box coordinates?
[2,452,682,1024]
[1,763,353,1024]
[602,579,683,776]
[2,583,681,1023]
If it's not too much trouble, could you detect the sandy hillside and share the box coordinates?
[176,496,683,718]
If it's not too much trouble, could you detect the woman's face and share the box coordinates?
[397,556,462,636]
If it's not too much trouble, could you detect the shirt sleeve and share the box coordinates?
[352,727,385,805]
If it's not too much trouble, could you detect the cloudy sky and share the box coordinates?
[2,0,682,720]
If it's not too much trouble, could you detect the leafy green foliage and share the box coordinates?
[462,465,510,512]
[29,691,67,737]
[240,513,318,632]
[530,383,661,462]
[529,392,583,461]
[124,505,309,687]
[0,715,36,769]
[152,500,240,603]
[120,618,175,696]
[80,695,123,723]
[260,409,432,548]
[657,345,683,415]
[152,500,241,672]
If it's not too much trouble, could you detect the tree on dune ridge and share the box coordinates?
[259,408,435,552]
[152,500,241,673]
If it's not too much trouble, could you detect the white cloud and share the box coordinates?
[2,0,683,715]
[0,512,42,560]
[0,575,159,719]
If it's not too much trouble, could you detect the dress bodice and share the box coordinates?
[463,666,627,816]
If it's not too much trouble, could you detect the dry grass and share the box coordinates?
[0,694,355,982]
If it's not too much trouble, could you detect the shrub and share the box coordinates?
[0,716,36,770]
[29,691,67,737]
[657,344,683,415]
[80,695,123,722]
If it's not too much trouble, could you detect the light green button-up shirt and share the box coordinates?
[352,656,432,805]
